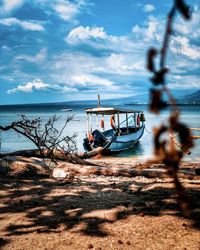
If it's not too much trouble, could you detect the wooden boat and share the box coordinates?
[83,104,145,154]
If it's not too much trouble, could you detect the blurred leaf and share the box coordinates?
[163,150,183,170]
[151,68,169,85]
[175,0,191,19]
[153,125,167,157]
[147,48,157,72]
[169,113,194,151]
[149,89,168,113]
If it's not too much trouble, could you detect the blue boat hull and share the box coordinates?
[105,125,145,153]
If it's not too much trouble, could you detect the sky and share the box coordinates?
[0,0,199,104]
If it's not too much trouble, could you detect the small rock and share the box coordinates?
[139,212,145,217]
[146,201,156,208]
[117,240,123,244]
[126,241,131,245]
[182,222,187,227]
[88,243,93,249]
[53,169,67,179]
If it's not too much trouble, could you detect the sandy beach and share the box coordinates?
[0,156,199,250]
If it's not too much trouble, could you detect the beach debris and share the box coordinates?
[0,156,50,177]
[52,168,68,179]
[52,169,75,182]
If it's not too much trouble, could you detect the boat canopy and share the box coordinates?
[85,107,143,115]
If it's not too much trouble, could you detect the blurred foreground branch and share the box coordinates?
[146,0,194,217]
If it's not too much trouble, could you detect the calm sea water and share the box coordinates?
[0,103,199,162]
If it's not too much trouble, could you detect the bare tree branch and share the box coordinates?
[0,115,77,167]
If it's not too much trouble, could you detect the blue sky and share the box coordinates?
[0,0,199,104]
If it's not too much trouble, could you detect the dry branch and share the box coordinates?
[146,0,194,216]
[0,115,77,166]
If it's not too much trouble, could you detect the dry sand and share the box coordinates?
[0,156,200,250]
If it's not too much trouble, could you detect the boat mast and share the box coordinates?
[98,94,100,108]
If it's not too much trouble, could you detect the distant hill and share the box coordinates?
[177,90,200,104]
[1,90,199,107]
[67,94,148,106]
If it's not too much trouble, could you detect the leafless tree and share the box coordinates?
[0,114,77,167]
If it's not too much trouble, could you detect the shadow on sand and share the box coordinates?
[0,172,199,248]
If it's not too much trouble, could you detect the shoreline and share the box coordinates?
[1,147,199,163]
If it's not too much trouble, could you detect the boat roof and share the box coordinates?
[85,107,143,115]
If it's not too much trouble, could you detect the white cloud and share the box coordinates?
[0,17,45,31]
[1,45,11,51]
[3,3,199,98]
[169,75,200,89]
[132,16,163,42]
[0,0,89,27]
[105,53,145,76]
[7,78,78,94]
[47,49,146,97]
[71,74,113,87]
[52,0,87,22]
[4,7,198,97]
[171,36,200,60]
[48,52,117,92]
[174,6,200,40]
[15,48,47,63]
[66,25,136,54]
[53,1,79,21]
[0,0,24,15]
[7,79,49,94]
[67,26,106,43]
[143,4,155,13]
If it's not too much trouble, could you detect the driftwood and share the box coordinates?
[0,147,105,165]
[77,147,105,158]
[0,156,51,176]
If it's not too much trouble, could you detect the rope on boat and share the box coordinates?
[144,127,151,134]
[190,128,200,131]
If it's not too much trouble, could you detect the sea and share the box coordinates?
[0,102,199,162]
